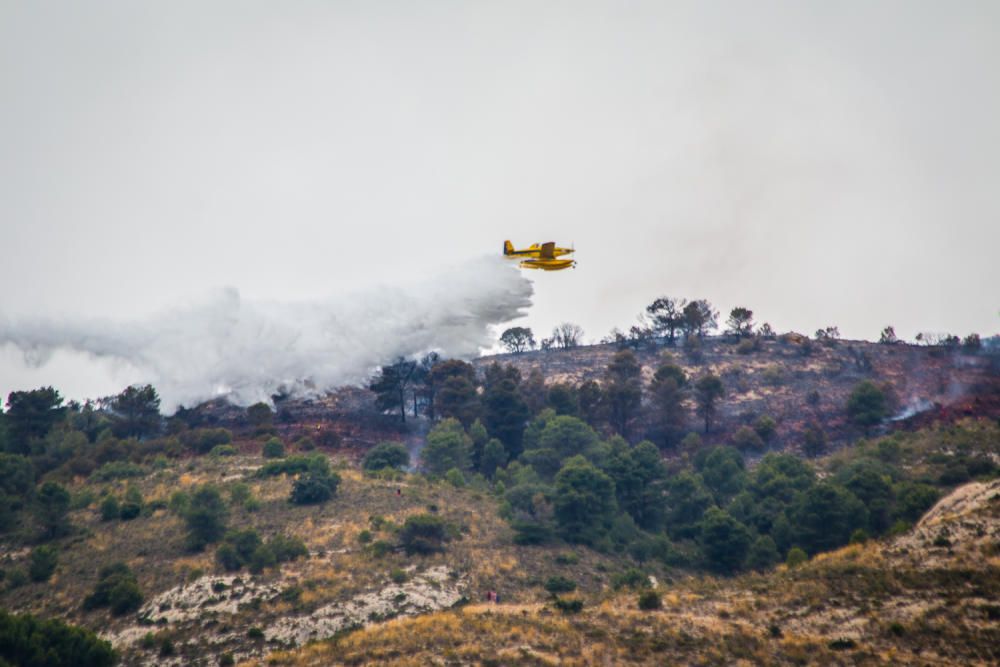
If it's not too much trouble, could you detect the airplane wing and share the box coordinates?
[539,242,555,259]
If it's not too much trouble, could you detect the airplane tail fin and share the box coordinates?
[503,240,514,255]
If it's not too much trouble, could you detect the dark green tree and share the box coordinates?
[682,299,718,338]
[699,507,751,574]
[645,296,687,344]
[725,307,754,339]
[29,545,58,582]
[370,357,418,423]
[576,380,604,428]
[262,437,285,459]
[4,387,65,454]
[648,362,686,447]
[520,368,548,416]
[788,483,868,555]
[34,481,71,539]
[846,381,888,430]
[399,514,449,554]
[664,472,715,539]
[523,415,602,479]
[482,372,529,459]
[480,438,508,479]
[694,374,725,433]
[499,327,536,354]
[753,415,777,444]
[0,453,34,497]
[802,423,827,457]
[604,350,642,438]
[603,441,668,531]
[421,419,471,476]
[695,446,747,504]
[431,360,480,426]
[546,383,579,417]
[183,485,229,551]
[413,351,440,419]
[467,419,489,470]
[0,610,116,667]
[290,469,339,505]
[892,481,939,523]
[362,442,410,472]
[745,535,781,571]
[553,456,617,545]
[99,495,120,522]
[836,460,894,533]
[108,384,161,439]
[83,562,143,615]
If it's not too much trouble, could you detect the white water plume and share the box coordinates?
[0,257,533,412]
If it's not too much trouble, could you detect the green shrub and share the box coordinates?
[247,627,264,640]
[445,468,466,487]
[638,590,662,610]
[544,576,576,594]
[99,495,120,522]
[753,415,777,443]
[262,438,285,459]
[216,544,242,572]
[91,461,146,482]
[29,545,58,582]
[850,528,869,544]
[553,552,579,565]
[362,442,410,472]
[370,541,393,557]
[210,444,237,457]
[256,454,327,478]
[248,545,277,574]
[746,536,780,571]
[358,530,372,544]
[289,470,340,505]
[229,483,252,508]
[280,586,302,603]
[182,486,229,551]
[269,534,308,563]
[243,497,261,513]
[83,563,143,615]
[612,568,649,590]
[553,597,584,614]
[390,568,407,584]
[399,514,448,554]
[731,426,764,452]
[118,501,141,521]
[786,547,808,568]
[182,428,233,454]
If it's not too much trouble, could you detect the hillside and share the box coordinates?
[0,339,997,666]
[253,477,1000,666]
[476,337,1000,451]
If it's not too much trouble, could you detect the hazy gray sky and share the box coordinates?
[1,1,998,405]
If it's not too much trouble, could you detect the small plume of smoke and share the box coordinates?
[890,397,935,422]
[0,256,532,412]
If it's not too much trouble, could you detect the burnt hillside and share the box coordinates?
[475,336,999,454]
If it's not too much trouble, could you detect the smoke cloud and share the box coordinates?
[0,257,532,412]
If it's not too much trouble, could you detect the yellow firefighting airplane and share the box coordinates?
[503,240,576,271]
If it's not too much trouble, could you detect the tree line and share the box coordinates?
[497,296,991,354]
